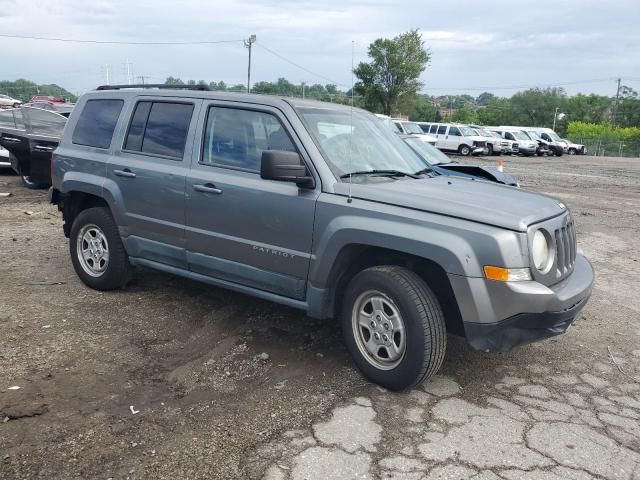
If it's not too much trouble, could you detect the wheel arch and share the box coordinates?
[320,244,465,337]
[60,190,110,237]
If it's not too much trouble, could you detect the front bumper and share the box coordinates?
[449,254,594,352]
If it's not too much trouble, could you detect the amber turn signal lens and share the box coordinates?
[484,265,510,282]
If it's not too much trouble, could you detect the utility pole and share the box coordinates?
[301,81,305,99]
[552,107,560,130]
[123,60,133,85]
[612,77,622,126]
[244,34,256,93]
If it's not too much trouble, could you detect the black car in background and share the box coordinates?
[0,104,72,188]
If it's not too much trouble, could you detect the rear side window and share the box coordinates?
[72,99,124,149]
[437,125,447,134]
[429,124,437,134]
[124,101,194,159]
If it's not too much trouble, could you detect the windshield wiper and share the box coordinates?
[340,169,419,179]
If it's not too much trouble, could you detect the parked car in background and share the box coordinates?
[526,127,566,156]
[561,138,586,155]
[467,125,505,156]
[0,144,10,167]
[31,95,67,103]
[401,134,519,186]
[490,128,537,156]
[520,129,551,156]
[390,119,437,144]
[0,94,22,108]
[49,85,593,390]
[488,130,519,154]
[25,101,75,116]
[428,123,486,156]
[0,105,68,188]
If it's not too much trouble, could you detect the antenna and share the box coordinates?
[347,40,355,204]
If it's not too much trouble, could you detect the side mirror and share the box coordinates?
[260,150,314,188]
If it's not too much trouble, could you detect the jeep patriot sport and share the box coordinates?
[49,85,594,390]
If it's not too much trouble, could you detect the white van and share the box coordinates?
[527,127,566,156]
[490,127,538,156]
[424,123,486,156]
[391,119,437,144]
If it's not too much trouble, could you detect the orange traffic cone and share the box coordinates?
[497,159,504,172]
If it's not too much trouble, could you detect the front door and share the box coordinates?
[107,99,200,268]
[185,102,319,299]
[446,126,463,150]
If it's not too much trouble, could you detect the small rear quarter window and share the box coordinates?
[72,99,124,149]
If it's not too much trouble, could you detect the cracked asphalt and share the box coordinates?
[1,155,639,480]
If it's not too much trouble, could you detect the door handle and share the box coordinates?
[114,169,136,178]
[193,183,222,194]
[33,145,55,152]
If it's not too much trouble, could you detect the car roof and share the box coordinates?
[81,87,365,115]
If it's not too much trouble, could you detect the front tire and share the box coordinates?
[487,144,494,156]
[341,266,446,391]
[568,148,576,155]
[70,207,131,291]
[458,145,471,156]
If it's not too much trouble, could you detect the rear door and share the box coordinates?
[106,98,201,268]
[185,101,319,299]
[435,125,448,149]
[446,126,463,150]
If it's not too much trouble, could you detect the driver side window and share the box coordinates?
[201,107,297,172]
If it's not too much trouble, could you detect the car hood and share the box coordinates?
[338,176,565,231]
[435,163,518,186]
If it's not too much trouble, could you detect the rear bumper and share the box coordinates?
[449,254,594,352]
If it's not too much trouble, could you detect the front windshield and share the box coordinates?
[402,122,424,134]
[460,126,476,136]
[512,131,529,141]
[547,131,562,141]
[404,137,451,166]
[526,130,541,140]
[474,128,492,137]
[299,107,426,178]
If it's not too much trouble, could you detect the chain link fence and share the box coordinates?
[571,135,640,158]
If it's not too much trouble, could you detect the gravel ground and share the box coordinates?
[0,155,639,480]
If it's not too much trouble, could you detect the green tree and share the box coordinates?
[509,87,567,126]
[354,29,430,115]
[562,93,611,125]
[408,95,439,122]
[476,92,496,106]
[476,97,513,126]
[0,79,77,103]
[450,106,478,124]
[164,77,184,85]
[616,86,640,127]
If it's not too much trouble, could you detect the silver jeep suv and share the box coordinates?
[50,85,594,390]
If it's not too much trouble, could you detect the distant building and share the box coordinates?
[438,108,457,118]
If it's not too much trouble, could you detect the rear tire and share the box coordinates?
[341,266,446,391]
[70,207,131,291]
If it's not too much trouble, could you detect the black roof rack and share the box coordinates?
[96,84,211,91]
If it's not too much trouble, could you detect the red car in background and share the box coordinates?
[30,95,67,103]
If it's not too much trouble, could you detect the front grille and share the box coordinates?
[473,141,486,148]
[554,220,577,276]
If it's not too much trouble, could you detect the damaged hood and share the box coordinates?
[434,163,519,186]
[337,176,566,232]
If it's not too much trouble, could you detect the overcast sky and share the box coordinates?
[1,0,639,98]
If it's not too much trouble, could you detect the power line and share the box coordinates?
[255,42,346,87]
[0,33,243,45]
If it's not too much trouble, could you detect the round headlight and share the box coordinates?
[532,230,549,270]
